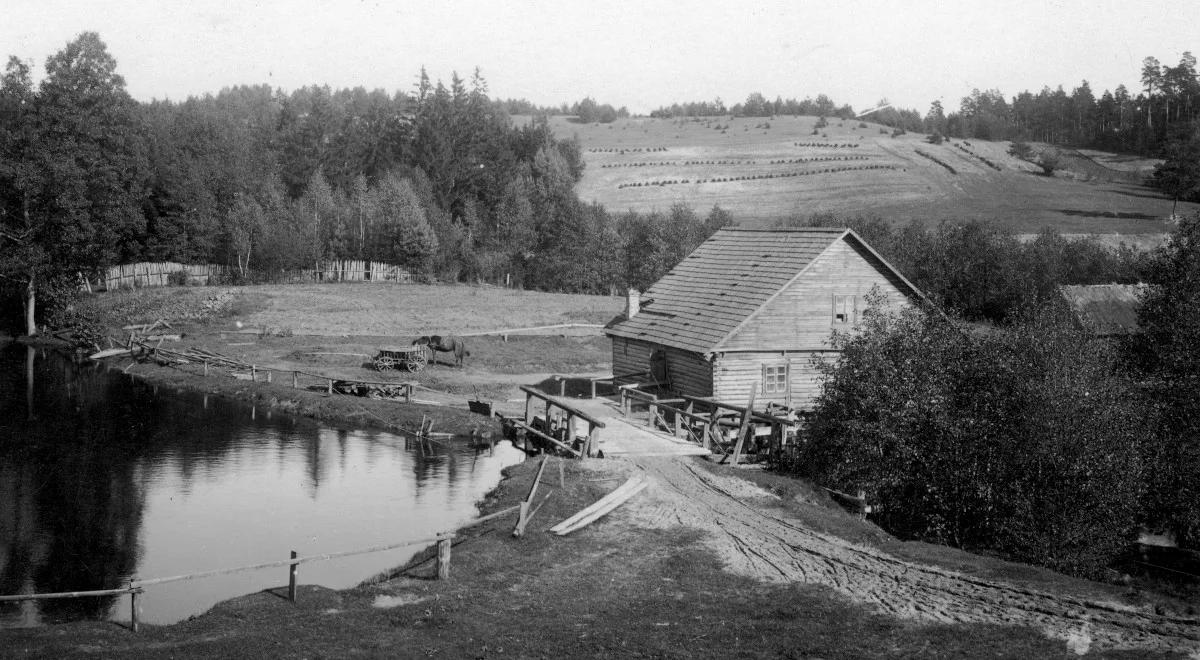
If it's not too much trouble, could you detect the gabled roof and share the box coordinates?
[1058,284,1145,336]
[606,227,925,354]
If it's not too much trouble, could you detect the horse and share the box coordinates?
[412,335,470,367]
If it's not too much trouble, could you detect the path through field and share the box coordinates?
[624,457,1200,655]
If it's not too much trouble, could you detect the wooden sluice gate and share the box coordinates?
[498,385,606,458]
[614,383,803,465]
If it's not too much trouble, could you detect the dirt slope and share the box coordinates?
[624,457,1200,655]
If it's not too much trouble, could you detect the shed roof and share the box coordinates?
[606,227,923,354]
[1058,284,1145,336]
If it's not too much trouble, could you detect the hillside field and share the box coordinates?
[541,114,1196,239]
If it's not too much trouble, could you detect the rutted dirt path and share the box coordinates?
[625,457,1200,654]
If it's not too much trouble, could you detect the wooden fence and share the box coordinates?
[0,531,461,631]
[97,263,227,291]
[92,260,413,291]
[298,260,412,283]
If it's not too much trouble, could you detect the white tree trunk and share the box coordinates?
[24,271,36,337]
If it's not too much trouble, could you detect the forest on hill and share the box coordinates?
[2,32,1198,338]
[649,52,1199,158]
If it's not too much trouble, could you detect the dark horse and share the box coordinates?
[413,335,470,367]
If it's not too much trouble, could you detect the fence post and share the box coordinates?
[327,379,333,395]
[288,550,298,602]
[558,377,566,397]
[292,371,298,389]
[129,581,139,632]
[204,360,208,376]
[250,365,256,382]
[266,370,272,384]
[436,536,452,580]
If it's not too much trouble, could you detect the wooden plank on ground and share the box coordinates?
[551,481,649,536]
[549,475,646,534]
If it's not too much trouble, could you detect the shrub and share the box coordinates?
[799,295,1146,577]
[168,269,189,286]
[859,122,869,128]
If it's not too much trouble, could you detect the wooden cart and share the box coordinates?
[373,346,429,372]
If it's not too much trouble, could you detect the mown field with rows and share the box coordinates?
[538,114,1197,238]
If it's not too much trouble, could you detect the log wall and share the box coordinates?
[611,336,713,398]
[711,350,837,409]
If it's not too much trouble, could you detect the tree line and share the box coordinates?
[789,214,1200,579]
[0,33,725,335]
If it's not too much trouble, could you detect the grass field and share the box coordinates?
[539,114,1196,237]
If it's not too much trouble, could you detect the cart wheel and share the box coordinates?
[374,356,395,371]
[405,352,427,372]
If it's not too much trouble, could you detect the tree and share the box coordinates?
[1133,213,1200,546]
[0,56,44,335]
[923,99,947,136]
[0,33,146,336]
[1151,132,1200,217]
[1035,147,1062,176]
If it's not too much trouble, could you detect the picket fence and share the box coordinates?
[98,263,227,291]
[92,260,413,291]
[298,260,413,283]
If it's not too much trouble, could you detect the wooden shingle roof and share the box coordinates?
[607,227,920,354]
[1059,284,1145,336]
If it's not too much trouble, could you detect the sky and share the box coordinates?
[2,0,1194,115]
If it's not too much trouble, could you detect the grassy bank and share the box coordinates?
[6,458,1159,659]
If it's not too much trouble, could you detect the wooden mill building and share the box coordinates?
[605,227,926,409]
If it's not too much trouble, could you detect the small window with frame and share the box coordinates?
[762,364,789,394]
[832,294,857,325]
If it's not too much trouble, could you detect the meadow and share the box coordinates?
[541,114,1196,238]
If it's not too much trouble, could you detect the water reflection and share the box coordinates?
[0,345,523,626]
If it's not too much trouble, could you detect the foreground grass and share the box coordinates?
[5,459,1164,659]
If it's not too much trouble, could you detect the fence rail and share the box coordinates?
[0,529,468,631]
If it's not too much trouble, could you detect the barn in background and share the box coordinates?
[1058,283,1145,338]
[605,227,927,409]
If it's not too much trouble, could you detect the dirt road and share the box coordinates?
[623,457,1200,655]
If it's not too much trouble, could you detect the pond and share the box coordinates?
[0,344,524,627]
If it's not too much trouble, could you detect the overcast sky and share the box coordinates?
[3,0,1193,114]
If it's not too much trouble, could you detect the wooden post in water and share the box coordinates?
[288,550,298,602]
[436,536,452,579]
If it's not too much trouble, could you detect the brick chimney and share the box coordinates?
[625,289,640,319]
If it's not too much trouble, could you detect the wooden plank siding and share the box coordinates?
[719,238,914,352]
[712,351,838,408]
[611,337,713,399]
[605,227,927,411]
